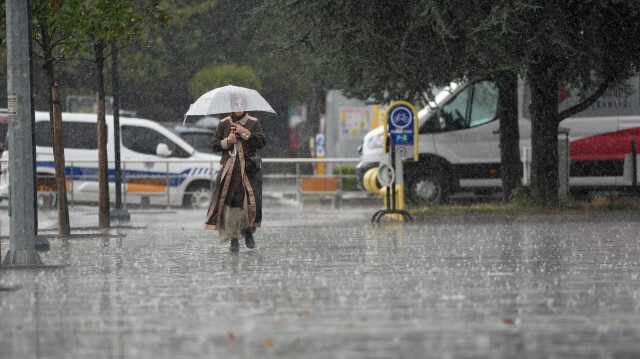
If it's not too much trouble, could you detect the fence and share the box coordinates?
[262,158,361,205]
[0,157,362,208]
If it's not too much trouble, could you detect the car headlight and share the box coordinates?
[367,134,384,150]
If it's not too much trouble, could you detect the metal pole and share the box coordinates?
[296,162,301,203]
[122,161,127,208]
[69,162,74,205]
[3,0,42,265]
[166,161,170,208]
[390,137,396,211]
[632,138,637,191]
[110,38,129,221]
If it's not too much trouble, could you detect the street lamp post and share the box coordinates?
[3,0,43,265]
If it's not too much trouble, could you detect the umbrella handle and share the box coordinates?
[229,143,237,156]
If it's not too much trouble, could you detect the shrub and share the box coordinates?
[332,166,357,191]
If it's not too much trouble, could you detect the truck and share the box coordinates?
[356,77,640,204]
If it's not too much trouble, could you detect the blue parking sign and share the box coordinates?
[384,101,418,161]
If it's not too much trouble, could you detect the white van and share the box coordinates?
[356,77,640,204]
[0,112,221,208]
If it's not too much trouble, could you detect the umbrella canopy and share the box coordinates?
[185,85,276,117]
[194,115,220,129]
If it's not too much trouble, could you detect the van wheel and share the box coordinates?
[408,174,446,205]
[183,182,212,209]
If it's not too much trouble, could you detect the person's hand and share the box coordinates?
[227,131,238,144]
[232,122,246,135]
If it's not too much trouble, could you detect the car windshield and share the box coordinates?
[161,123,214,154]
[180,132,213,153]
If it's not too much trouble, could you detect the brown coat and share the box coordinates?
[204,114,266,230]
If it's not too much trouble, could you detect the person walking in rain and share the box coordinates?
[204,95,266,251]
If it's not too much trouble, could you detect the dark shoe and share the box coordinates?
[229,238,239,252]
[243,228,255,249]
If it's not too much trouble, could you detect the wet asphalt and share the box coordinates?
[1,194,640,359]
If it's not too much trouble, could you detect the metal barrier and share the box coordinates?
[0,157,361,208]
[262,158,361,206]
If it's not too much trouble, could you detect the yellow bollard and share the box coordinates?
[363,167,383,195]
[364,167,406,221]
[383,185,405,221]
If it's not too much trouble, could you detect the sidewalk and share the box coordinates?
[1,197,640,358]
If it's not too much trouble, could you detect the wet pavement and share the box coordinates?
[1,195,640,358]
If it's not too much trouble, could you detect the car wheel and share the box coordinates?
[408,174,446,205]
[184,182,212,209]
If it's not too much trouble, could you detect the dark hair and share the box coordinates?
[231,93,247,107]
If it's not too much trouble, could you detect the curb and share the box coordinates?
[412,212,640,224]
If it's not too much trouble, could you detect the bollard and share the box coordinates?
[363,167,383,195]
[383,185,405,221]
[623,138,639,192]
[363,168,404,217]
[558,127,570,199]
[368,137,412,223]
[633,138,637,191]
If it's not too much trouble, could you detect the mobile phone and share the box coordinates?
[233,122,241,137]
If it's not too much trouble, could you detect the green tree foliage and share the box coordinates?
[114,0,312,155]
[2,1,319,157]
[32,0,84,100]
[189,64,262,98]
[0,2,5,46]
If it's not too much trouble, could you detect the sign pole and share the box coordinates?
[371,101,417,223]
[110,37,130,222]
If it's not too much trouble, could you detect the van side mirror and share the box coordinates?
[438,114,447,131]
[421,111,446,134]
[156,143,172,157]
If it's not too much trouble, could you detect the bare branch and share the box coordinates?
[557,75,615,121]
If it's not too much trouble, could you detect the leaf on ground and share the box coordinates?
[227,331,235,341]
[502,317,522,325]
[502,318,515,325]
[264,339,275,349]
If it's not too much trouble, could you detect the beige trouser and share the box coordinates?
[219,205,248,243]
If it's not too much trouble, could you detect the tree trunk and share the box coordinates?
[307,74,326,140]
[496,73,521,202]
[38,18,71,234]
[52,83,70,235]
[95,39,110,227]
[528,60,560,207]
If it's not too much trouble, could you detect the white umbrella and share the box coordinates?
[184,85,276,120]
[194,116,220,129]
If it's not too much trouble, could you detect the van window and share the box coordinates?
[121,125,190,158]
[441,86,471,130]
[437,81,498,131]
[35,121,98,149]
[469,81,498,127]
